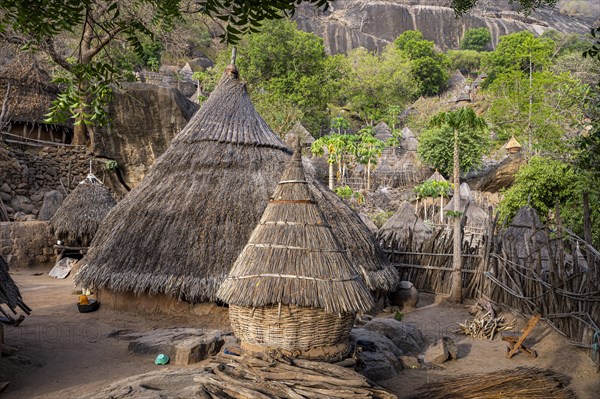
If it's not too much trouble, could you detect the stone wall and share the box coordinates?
[0,144,92,220]
[0,221,55,270]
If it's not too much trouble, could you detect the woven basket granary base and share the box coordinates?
[230,304,355,361]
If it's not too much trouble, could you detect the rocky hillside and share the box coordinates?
[295,0,593,53]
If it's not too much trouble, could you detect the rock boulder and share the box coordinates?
[38,190,64,221]
[363,318,426,355]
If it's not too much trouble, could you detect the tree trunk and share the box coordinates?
[366,159,371,191]
[328,163,334,190]
[450,128,463,303]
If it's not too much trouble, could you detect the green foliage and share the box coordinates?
[414,180,453,199]
[496,156,600,247]
[394,310,404,321]
[446,210,464,218]
[334,185,353,200]
[447,49,484,76]
[355,127,385,166]
[104,160,119,170]
[460,28,492,51]
[481,31,555,85]
[340,46,416,124]
[330,116,350,134]
[394,30,450,96]
[419,108,488,177]
[370,211,394,229]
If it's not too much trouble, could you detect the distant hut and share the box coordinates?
[374,158,394,188]
[76,65,397,308]
[1,255,30,323]
[0,55,72,143]
[284,122,315,151]
[501,206,550,269]
[400,127,418,153]
[505,136,522,154]
[447,69,466,94]
[374,122,393,142]
[50,174,116,248]
[455,91,472,105]
[427,169,447,182]
[218,148,374,359]
[377,201,433,252]
[444,183,488,241]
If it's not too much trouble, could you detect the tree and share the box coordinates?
[341,45,416,124]
[394,30,450,96]
[330,116,350,134]
[447,49,484,76]
[428,108,487,304]
[355,127,385,191]
[0,0,331,145]
[460,27,492,51]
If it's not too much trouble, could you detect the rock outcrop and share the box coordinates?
[92,83,198,191]
[295,0,592,54]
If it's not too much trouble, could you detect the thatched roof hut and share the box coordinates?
[447,69,466,93]
[1,255,30,322]
[50,175,117,247]
[218,148,374,358]
[427,170,447,182]
[444,183,488,230]
[501,206,550,265]
[505,135,522,154]
[284,121,314,149]
[0,55,62,126]
[374,122,393,142]
[76,65,397,304]
[377,201,433,252]
[400,127,418,152]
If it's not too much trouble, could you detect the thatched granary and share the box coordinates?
[76,65,397,305]
[444,183,488,233]
[400,127,418,153]
[218,147,374,359]
[374,122,393,142]
[50,175,117,247]
[377,201,433,252]
[505,135,522,154]
[1,255,30,323]
[427,169,447,182]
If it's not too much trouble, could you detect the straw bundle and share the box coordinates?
[50,177,116,246]
[377,201,432,252]
[411,367,576,399]
[77,65,397,304]
[218,148,374,314]
[0,255,30,320]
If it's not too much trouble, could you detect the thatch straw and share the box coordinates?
[218,147,374,313]
[0,55,65,126]
[410,367,576,399]
[444,183,488,228]
[502,206,550,262]
[0,255,30,319]
[284,122,314,148]
[400,127,418,152]
[374,122,393,142]
[427,169,447,182]
[76,66,397,304]
[377,201,432,252]
[50,176,116,246]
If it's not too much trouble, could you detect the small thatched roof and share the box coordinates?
[374,121,393,142]
[50,175,117,246]
[217,148,374,313]
[0,55,64,126]
[377,201,432,251]
[505,135,522,151]
[284,122,315,148]
[400,127,418,152]
[502,206,550,263]
[427,170,447,182]
[447,69,466,91]
[396,150,422,169]
[374,158,393,175]
[76,65,397,303]
[444,183,487,227]
[1,255,30,321]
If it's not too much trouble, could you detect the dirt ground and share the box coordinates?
[1,272,599,398]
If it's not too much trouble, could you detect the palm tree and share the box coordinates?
[430,107,487,303]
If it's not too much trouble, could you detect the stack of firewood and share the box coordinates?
[194,352,397,399]
[455,311,516,340]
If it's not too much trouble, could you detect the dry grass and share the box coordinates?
[410,367,577,399]
[377,201,433,252]
[0,255,30,320]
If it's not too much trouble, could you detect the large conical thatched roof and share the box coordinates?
[374,122,393,142]
[76,66,397,303]
[1,255,30,321]
[377,201,432,251]
[217,148,374,313]
[50,175,117,246]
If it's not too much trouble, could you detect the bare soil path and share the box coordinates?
[1,274,598,398]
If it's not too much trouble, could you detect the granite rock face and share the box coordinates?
[93,83,198,191]
[295,0,591,54]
